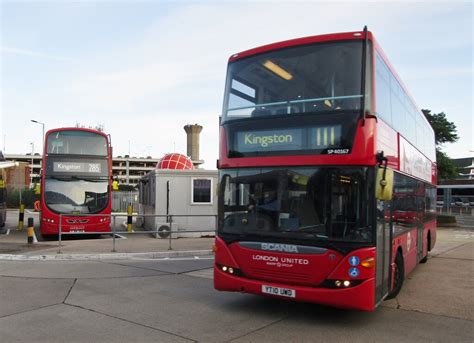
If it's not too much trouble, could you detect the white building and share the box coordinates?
[139,167,218,237]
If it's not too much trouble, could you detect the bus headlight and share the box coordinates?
[217,264,243,276]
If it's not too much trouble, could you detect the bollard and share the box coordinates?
[18,204,25,230]
[127,204,133,233]
[27,217,34,244]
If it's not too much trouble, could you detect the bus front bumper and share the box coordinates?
[40,221,111,235]
[214,266,376,311]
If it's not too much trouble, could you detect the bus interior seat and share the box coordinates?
[251,108,272,117]
[274,106,300,115]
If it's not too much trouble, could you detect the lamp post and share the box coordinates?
[30,120,45,155]
[31,120,45,174]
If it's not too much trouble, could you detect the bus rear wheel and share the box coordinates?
[387,252,404,299]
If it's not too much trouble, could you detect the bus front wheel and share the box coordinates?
[387,252,404,299]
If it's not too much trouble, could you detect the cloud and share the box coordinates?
[62,3,382,114]
[0,45,77,62]
[64,2,450,114]
[403,67,474,81]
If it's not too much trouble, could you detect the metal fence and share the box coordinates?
[436,195,474,216]
[112,191,139,212]
[58,213,217,254]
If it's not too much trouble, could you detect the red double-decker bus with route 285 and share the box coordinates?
[39,128,113,237]
[214,27,437,311]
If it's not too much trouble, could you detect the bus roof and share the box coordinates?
[45,127,108,138]
[228,30,374,63]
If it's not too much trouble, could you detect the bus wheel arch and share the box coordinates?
[387,249,404,299]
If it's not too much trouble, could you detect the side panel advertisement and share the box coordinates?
[399,136,431,183]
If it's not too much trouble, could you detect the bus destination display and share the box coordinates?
[45,158,108,177]
[53,162,102,173]
[234,126,342,153]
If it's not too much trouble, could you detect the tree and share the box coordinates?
[422,109,459,180]
[422,110,459,145]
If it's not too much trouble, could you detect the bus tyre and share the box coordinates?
[387,252,404,299]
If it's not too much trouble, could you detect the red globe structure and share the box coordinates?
[156,153,194,170]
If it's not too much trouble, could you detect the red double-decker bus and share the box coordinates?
[40,128,113,237]
[214,28,437,311]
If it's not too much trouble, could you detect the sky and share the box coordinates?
[1,0,472,169]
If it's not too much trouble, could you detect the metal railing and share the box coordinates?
[57,213,217,254]
[436,195,474,216]
[437,206,474,216]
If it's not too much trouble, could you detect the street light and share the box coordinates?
[30,119,45,155]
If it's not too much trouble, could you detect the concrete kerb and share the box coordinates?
[0,249,213,261]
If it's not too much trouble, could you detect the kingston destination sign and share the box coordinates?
[45,158,108,177]
[234,125,342,153]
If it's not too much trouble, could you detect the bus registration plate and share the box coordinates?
[262,285,295,298]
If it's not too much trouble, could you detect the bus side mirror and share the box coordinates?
[375,167,393,201]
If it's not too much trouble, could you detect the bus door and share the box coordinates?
[416,186,425,262]
[375,199,391,304]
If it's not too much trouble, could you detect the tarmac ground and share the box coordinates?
[0,209,473,342]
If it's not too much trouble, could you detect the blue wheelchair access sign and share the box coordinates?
[349,268,360,278]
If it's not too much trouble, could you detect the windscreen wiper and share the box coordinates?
[46,176,75,182]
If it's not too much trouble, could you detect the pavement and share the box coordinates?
[0,210,214,259]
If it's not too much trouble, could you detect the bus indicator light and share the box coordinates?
[361,257,375,269]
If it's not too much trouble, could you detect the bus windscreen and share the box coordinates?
[223,41,363,121]
[44,178,109,214]
[219,167,373,244]
[46,130,108,156]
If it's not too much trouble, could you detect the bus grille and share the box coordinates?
[248,267,312,282]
